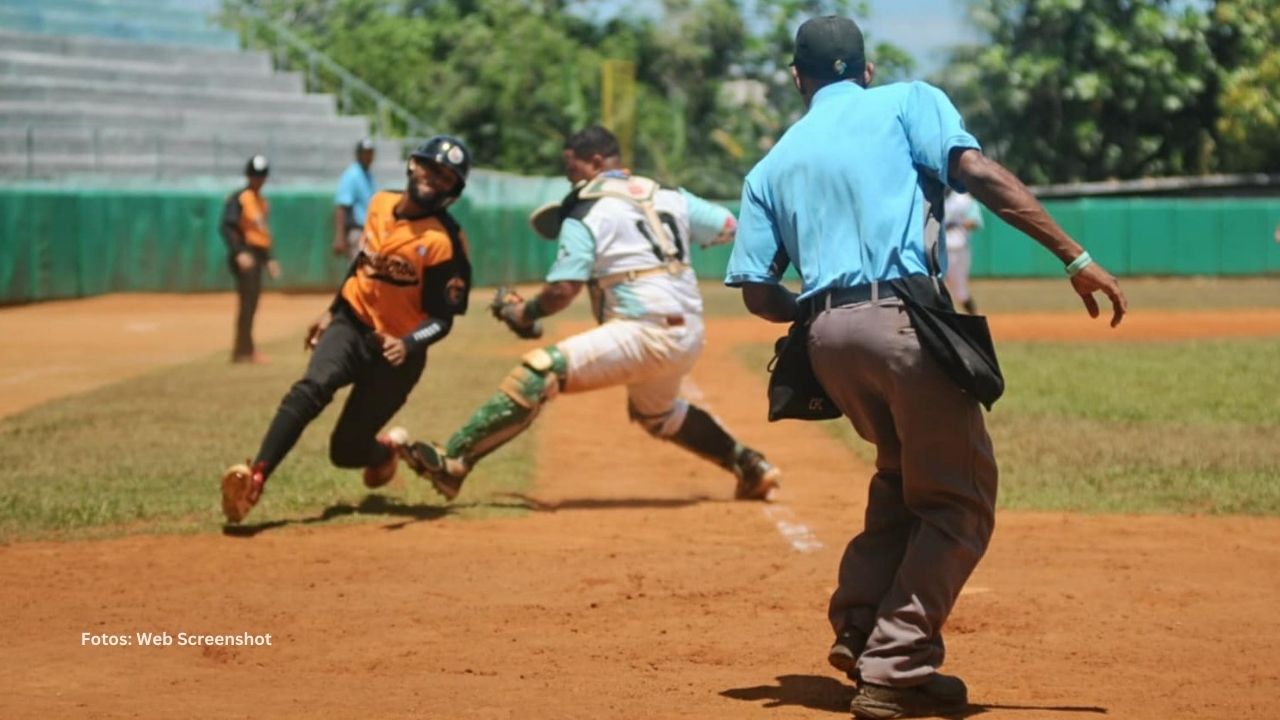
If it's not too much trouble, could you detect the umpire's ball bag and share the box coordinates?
[890,275,1004,411]
[766,321,843,422]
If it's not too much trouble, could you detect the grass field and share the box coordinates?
[794,338,1280,515]
[700,276,1280,317]
[0,316,543,542]
[730,275,1280,516]
[2,277,1277,542]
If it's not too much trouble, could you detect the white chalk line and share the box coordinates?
[763,504,824,553]
[677,379,821,553]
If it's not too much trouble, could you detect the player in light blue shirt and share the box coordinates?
[332,138,377,259]
[725,16,1127,719]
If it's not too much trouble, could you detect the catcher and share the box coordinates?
[396,125,782,502]
[220,136,474,523]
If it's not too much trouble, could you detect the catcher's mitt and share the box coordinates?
[489,286,543,340]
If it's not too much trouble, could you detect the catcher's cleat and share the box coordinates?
[398,441,466,501]
[733,448,781,502]
[221,460,266,523]
[363,427,409,489]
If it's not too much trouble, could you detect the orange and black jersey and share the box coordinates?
[338,190,471,350]
[220,188,272,255]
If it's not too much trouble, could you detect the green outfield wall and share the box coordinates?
[1,184,1278,304]
[971,198,1280,279]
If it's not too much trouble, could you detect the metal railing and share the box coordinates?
[218,1,433,139]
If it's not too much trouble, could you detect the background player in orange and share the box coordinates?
[221,154,281,363]
[221,136,474,524]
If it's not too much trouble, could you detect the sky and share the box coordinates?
[861,0,980,75]
[582,0,981,78]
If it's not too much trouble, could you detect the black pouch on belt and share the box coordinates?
[889,274,1004,410]
[766,320,842,422]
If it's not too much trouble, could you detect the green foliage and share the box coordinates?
[939,0,1218,184]
[225,0,911,197]
[1213,0,1280,171]
[940,0,1280,183]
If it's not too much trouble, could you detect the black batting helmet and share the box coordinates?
[410,135,471,190]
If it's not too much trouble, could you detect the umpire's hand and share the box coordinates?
[1070,262,1127,328]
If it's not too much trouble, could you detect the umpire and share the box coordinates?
[726,16,1127,720]
[332,137,377,259]
[221,155,280,363]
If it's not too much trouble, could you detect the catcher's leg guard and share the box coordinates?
[445,345,568,470]
[663,404,781,501]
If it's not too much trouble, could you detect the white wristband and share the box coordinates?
[1065,251,1093,277]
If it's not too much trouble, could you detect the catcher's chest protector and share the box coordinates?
[578,174,684,269]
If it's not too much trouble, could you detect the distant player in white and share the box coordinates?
[943,189,983,314]
[399,126,781,502]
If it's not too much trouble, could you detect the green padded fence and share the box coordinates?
[0,172,571,304]
[971,198,1280,278]
[2,185,1278,305]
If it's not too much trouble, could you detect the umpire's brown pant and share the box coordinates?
[808,298,998,687]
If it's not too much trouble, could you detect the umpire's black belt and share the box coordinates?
[799,279,912,320]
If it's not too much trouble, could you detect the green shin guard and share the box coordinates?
[445,345,568,469]
[445,392,535,468]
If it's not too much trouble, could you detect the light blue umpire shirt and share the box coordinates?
[726,80,981,299]
[335,162,377,228]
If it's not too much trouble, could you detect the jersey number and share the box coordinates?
[634,212,686,263]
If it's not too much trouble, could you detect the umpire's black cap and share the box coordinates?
[792,16,865,81]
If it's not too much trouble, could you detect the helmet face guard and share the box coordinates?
[408,135,471,210]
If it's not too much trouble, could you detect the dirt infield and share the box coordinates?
[2,294,1279,719]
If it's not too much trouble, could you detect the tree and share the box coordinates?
[939,0,1218,185]
[227,0,915,195]
[1212,0,1280,172]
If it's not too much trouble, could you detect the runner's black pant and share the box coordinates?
[253,306,426,478]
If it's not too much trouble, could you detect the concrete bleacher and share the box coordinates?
[0,0,408,186]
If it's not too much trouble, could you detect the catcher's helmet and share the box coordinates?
[410,135,471,190]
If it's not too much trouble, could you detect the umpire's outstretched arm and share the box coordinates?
[951,148,1128,327]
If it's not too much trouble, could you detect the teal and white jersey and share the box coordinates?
[546,171,735,321]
